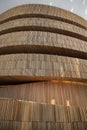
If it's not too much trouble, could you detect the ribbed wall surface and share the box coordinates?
[0,4,87,83]
[0,54,87,83]
[0,98,87,130]
[0,82,87,106]
[0,4,87,129]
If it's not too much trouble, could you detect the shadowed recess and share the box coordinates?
[0,26,87,42]
[0,45,87,60]
[0,14,86,30]
[0,76,87,85]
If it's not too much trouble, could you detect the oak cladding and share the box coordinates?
[0,31,87,59]
[0,54,87,81]
[0,98,86,130]
[0,18,86,40]
[0,4,87,29]
[0,98,87,122]
[0,82,87,106]
[0,4,87,129]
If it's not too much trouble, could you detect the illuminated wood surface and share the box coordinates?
[0,54,87,83]
[0,98,86,130]
[0,4,87,84]
[0,81,87,106]
[0,4,87,129]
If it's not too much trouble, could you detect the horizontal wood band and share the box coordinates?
[0,4,86,29]
[0,14,86,30]
[0,26,87,42]
[0,18,86,42]
[0,31,87,57]
[0,54,87,83]
[0,45,87,60]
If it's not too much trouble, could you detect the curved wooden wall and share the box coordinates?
[0,18,87,40]
[0,4,87,129]
[0,4,87,103]
[0,4,87,28]
[0,31,87,60]
[0,54,87,83]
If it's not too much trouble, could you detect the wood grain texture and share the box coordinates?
[0,81,87,106]
[0,54,87,83]
[0,4,86,29]
[0,31,87,59]
[0,98,86,122]
[0,121,86,130]
[0,98,86,130]
[0,4,87,129]
[0,5,87,84]
[0,18,86,41]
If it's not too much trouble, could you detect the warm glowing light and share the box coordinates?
[63,81,72,83]
[51,79,87,86]
[51,80,59,83]
[62,80,87,85]
[66,100,70,106]
[51,99,56,105]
